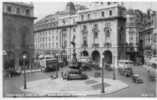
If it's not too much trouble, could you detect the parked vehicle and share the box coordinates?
[63,65,88,80]
[118,60,134,77]
[79,57,92,71]
[105,63,113,71]
[39,55,59,72]
[63,72,88,80]
[146,58,157,81]
[132,74,144,83]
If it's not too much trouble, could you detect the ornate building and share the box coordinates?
[125,9,146,63]
[3,2,36,70]
[34,2,127,67]
[75,3,126,68]
[139,9,157,62]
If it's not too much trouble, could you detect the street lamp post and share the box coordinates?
[113,56,116,80]
[101,62,105,93]
[23,53,27,89]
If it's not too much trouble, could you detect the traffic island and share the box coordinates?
[20,77,128,96]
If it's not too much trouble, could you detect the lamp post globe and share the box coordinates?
[23,54,27,60]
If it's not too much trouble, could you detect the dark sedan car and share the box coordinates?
[65,73,88,80]
[63,69,88,80]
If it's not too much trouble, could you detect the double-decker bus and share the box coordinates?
[39,55,58,72]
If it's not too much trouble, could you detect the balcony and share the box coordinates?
[104,43,112,48]
[81,44,88,48]
[92,43,99,48]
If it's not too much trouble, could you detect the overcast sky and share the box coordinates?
[33,2,157,21]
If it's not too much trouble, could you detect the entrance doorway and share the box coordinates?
[91,50,100,64]
[81,50,89,56]
[103,50,112,64]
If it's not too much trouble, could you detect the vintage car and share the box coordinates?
[78,57,92,71]
[63,65,88,80]
[63,73,88,80]
[132,74,144,83]
[104,63,113,71]
[118,60,134,77]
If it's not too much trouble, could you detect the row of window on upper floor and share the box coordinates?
[59,18,76,25]
[34,27,76,36]
[35,9,115,30]
[80,10,113,21]
[34,22,58,31]
[4,5,31,16]
[34,30,59,36]
[35,42,59,49]
[35,35,58,42]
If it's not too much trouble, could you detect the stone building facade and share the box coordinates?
[34,2,127,68]
[125,9,146,63]
[3,2,35,70]
[139,9,157,61]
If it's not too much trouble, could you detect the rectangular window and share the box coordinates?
[49,43,51,48]
[62,19,65,24]
[7,6,12,12]
[73,28,76,32]
[81,15,84,21]
[87,14,90,19]
[25,9,30,15]
[16,8,20,14]
[129,32,133,42]
[101,11,104,17]
[109,10,112,16]
[56,43,58,48]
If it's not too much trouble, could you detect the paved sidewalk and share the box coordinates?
[20,77,128,96]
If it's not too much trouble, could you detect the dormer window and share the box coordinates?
[25,9,30,15]
[7,6,12,12]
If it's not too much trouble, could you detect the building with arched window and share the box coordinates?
[34,2,127,68]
